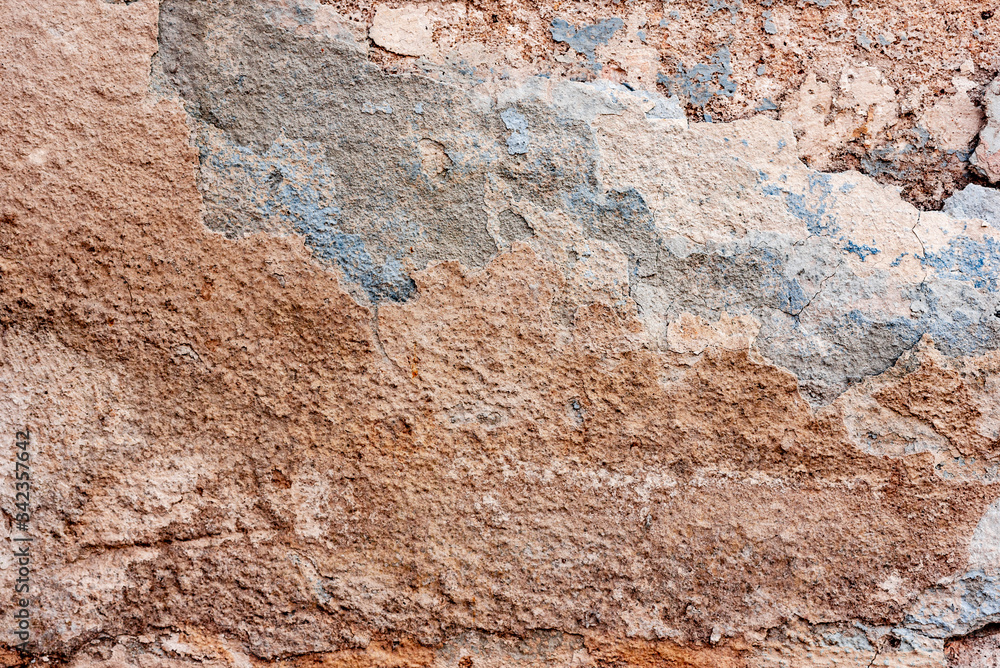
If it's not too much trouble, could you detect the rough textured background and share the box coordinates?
[3,0,1000,666]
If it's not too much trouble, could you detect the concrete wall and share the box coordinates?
[3,0,1000,665]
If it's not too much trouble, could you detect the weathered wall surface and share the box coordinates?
[3,0,1000,666]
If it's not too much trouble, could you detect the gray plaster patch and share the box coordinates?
[944,184,1000,228]
[506,132,530,155]
[560,179,944,401]
[157,0,1000,406]
[905,571,1000,639]
[644,92,685,120]
[563,172,999,402]
[361,101,393,114]
[969,500,1000,570]
[496,209,534,247]
[158,0,598,302]
[501,108,531,154]
[501,108,528,132]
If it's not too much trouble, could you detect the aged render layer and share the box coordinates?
[3,0,1000,666]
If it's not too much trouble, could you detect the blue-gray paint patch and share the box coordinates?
[657,46,737,107]
[567,186,657,233]
[912,280,1000,357]
[860,144,912,180]
[706,0,741,21]
[763,173,839,235]
[550,17,625,60]
[762,11,777,34]
[760,306,926,402]
[843,240,880,261]
[566,186,660,278]
[820,632,873,653]
[922,235,1000,290]
[298,226,416,302]
[857,28,873,50]
[755,98,777,112]
[200,137,417,302]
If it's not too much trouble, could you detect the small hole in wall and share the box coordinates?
[982,10,994,19]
